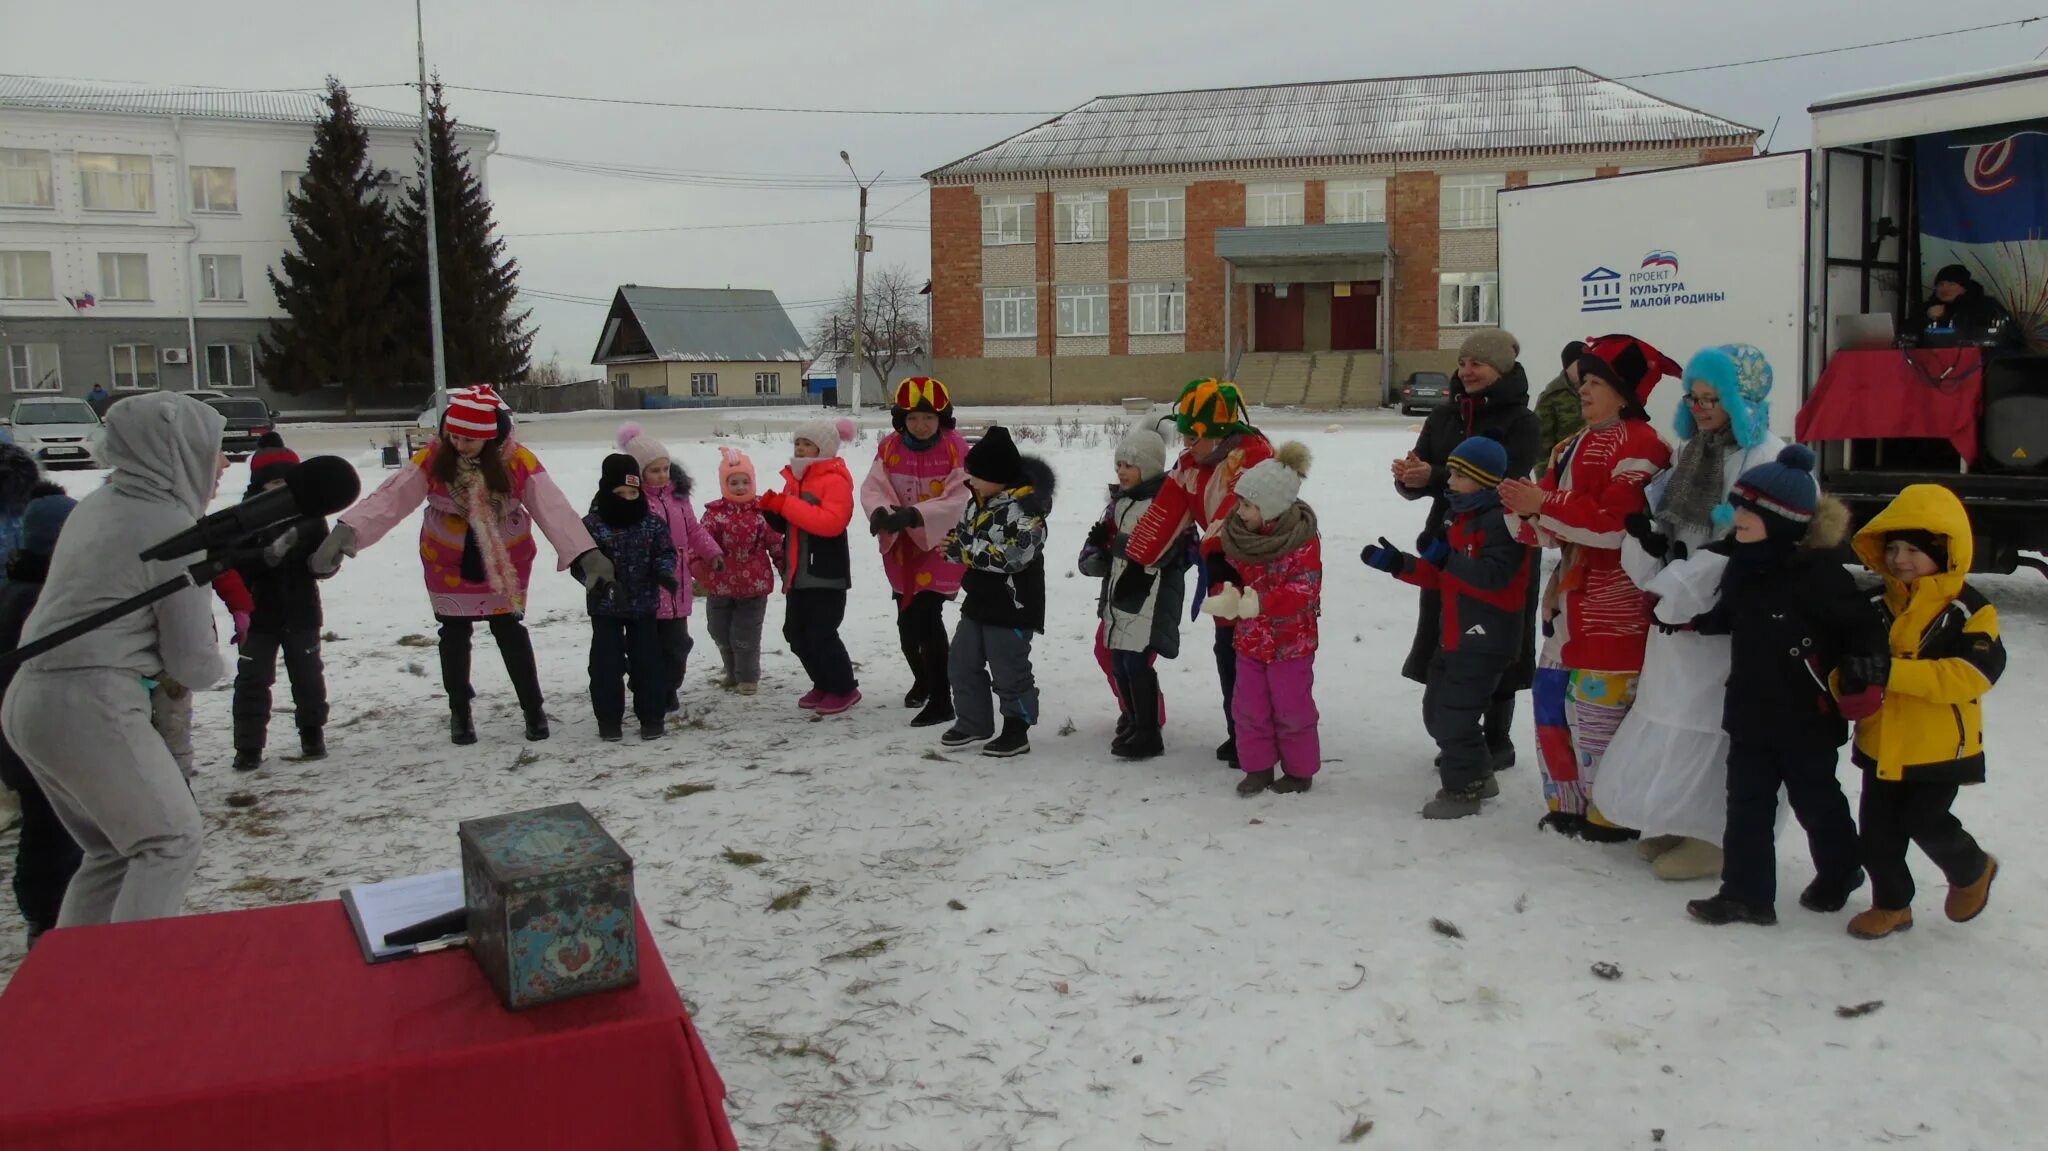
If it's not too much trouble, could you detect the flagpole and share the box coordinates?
[417,0,448,400]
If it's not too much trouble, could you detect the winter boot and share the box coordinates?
[1423,780,1488,820]
[1651,838,1723,882]
[1536,811,1586,838]
[1114,671,1165,760]
[941,726,991,748]
[1946,855,1998,923]
[1236,768,1275,797]
[639,718,665,741]
[299,730,326,760]
[798,687,827,710]
[1848,906,1915,939]
[1271,773,1313,795]
[737,682,758,696]
[666,691,682,715]
[904,684,929,709]
[1637,834,1686,862]
[495,619,547,724]
[910,696,955,728]
[598,721,624,743]
[450,701,478,747]
[1578,811,1640,845]
[232,749,263,773]
[982,717,1031,758]
[524,710,551,743]
[814,690,862,716]
[1216,737,1238,767]
[1686,894,1777,927]
[1798,869,1865,914]
[720,673,739,691]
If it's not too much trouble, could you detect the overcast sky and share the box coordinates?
[8,0,2044,373]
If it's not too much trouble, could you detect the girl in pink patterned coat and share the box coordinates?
[859,377,972,729]
[692,447,782,694]
[617,424,722,712]
[312,386,600,746]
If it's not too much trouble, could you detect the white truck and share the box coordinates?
[1499,61,2048,572]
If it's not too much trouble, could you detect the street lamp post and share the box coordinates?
[416,0,448,401]
[841,151,876,412]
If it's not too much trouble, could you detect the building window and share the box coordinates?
[1439,272,1499,327]
[1054,191,1108,244]
[78,153,154,211]
[1245,182,1304,227]
[690,372,717,398]
[615,372,631,389]
[98,252,149,300]
[1325,178,1386,224]
[1129,282,1186,335]
[110,344,159,391]
[1526,169,1597,186]
[1127,187,1184,241]
[754,371,781,396]
[199,255,244,301]
[1055,284,1109,337]
[5,344,62,393]
[0,149,54,208]
[281,170,306,205]
[189,166,238,212]
[981,193,1035,246]
[1440,173,1506,230]
[0,251,55,299]
[205,344,255,389]
[983,286,1036,339]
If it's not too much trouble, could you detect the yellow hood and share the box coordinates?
[1853,483,1971,613]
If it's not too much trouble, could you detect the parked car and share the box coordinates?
[4,397,104,469]
[1400,371,1452,415]
[204,396,278,459]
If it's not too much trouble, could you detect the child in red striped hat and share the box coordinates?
[228,432,334,772]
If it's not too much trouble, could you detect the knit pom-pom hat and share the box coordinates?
[1234,440,1311,519]
[792,416,858,459]
[1447,435,1509,489]
[616,422,670,470]
[1724,443,1819,533]
[718,445,757,500]
[442,384,510,441]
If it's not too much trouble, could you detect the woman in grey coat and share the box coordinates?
[1,393,228,925]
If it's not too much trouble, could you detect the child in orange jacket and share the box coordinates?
[757,417,860,715]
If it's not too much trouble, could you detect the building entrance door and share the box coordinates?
[1254,283,1305,352]
[1330,282,1380,350]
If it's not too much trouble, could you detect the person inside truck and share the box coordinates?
[1919,264,2016,345]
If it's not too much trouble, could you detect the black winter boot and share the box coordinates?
[233,749,263,773]
[982,717,1032,758]
[299,730,326,760]
[1798,869,1866,914]
[598,721,623,743]
[525,711,551,742]
[1537,811,1586,838]
[1687,894,1778,926]
[911,696,955,728]
[440,623,477,746]
[1216,737,1238,768]
[450,700,478,747]
[639,718,665,741]
[1114,671,1164,760]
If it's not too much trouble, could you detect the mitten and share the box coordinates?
[1625,512,1669,560]
[868,508,890,536]
[1085,519,1114,552]
[1360,536,1409,574]
[1200,584,1243,618]
[576,550,616,590]
[1836,681,1886,721]
[1838,653,1892,696]
[1237,587,1261,619]
[1419,536,1451,568]
[307,522,356,576]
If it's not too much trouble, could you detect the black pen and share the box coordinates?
[384,907,468,948]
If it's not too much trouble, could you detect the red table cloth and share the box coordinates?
[0,902,738,1151]
[1796,346,1986,461]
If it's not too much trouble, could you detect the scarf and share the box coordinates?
[446,455,520,612]
[900,429,940,453]
[788,455,828,479]
[1449,488,1501,516]
[595,489,647,529]
[1218,501,1318,566]
[1656,425,1735,538]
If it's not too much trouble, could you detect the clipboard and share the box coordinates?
[340,869,466,964]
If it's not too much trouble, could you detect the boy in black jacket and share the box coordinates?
[1682,446,1888,927]
[1364,436,1532,819]
[0,490,80,946]
[941,426,1055,759]
[231,435,332,772]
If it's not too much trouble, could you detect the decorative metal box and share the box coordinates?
[458,803,638,1010]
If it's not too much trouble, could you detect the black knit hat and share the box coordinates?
[1560,340,1587,371]
[600,452,642,492]
[1933,264,1973,289]
[965,425,1023,486]
[1885,528,1950,572]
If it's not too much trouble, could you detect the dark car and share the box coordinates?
[205,397,277,459]
[1400,371,1453,415]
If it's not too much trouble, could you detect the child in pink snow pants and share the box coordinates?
[1203,442,1322,796]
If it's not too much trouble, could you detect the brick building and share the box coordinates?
[923,68,1759,407]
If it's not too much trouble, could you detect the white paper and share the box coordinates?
[347,869,464,960]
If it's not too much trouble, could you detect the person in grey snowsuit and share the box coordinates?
[941,426,1055,759]
[1078,423,1186,760]
[0,393,228,926]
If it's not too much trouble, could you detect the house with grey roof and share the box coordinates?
[0,75,494,417]
[590,286,809,406]
[922,67,1759,407]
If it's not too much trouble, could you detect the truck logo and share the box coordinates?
[1954,131,2048,195]
[1641,251,1680,271]
[1580,267,1624,313]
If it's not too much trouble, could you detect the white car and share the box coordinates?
[6,397,104,469]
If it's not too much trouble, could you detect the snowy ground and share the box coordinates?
[2,406,2043,1150]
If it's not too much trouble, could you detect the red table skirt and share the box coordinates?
[1796,346,1985,461]
[0,903,737,1151]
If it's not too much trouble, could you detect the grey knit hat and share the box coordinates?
[1114,425,1169,481]
[1458,328,1520,376]
[1233,441,1312,519]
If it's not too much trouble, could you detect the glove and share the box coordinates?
[868,508,890,536]
[1360,536,1409,575]
[1419,536,1452,568]
[875,506,921,533]
[1085,519,1114,552]
[1237,587,1261,619]
[1838,652,1892,696]
[307,521,357,576]
[1200,584,1242,618]
[1625,512,1669,560]
[1669,539,1690,562]
[231,611,251,646]
[1111,562,1155,612]
[576,549,616,591]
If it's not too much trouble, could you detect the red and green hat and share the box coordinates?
[1173,378,1252,439]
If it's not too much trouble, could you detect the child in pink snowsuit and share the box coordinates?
[617,424,722,712]
[1203,442,1322,796]
[692,448,782,694]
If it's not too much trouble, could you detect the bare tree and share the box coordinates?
[809,263,930,396]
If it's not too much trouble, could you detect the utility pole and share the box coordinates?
[841,151,875,412]
[417,0,448,401]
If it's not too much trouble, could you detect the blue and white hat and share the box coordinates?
[1677,344,1774,449]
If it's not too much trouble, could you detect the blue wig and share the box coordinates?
[1675,344,1773,450]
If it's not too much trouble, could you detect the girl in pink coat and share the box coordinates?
[693,447,783,694]
[617,424,722,712]
[311,385,599,745]
[858,378,971,729]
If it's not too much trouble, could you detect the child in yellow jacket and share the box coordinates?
[1843,484,2002,939]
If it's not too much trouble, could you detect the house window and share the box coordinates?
[199,255,244,301]
[110,344,159,391]
[0,251,55,299]
[1245,182,1304,227]
[98,252,149,300]
[205,344,255,389]
[1054,191,1108,244]
[1325,179,1386,224]
[5,344,62,393]
[1128,187,1184,241]
[1439,272,1499,327]
[1440,173,1506,230]
[1526,169,1597,186]
[983,286,1036,339]
[78,153,154,211]
[981,193,1035,246]
[189,166,238,212]
[1129,282,1186,335]
[690,372,717,398]
[754,371,781,396]
[281,170,305,205]
[615,372,631,389]
[1056,284,1109,336]
[0,149,54,208]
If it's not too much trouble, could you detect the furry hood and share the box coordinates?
[0,443,40,516]
[1801,495,1852,551]
[1004,455,1058,516]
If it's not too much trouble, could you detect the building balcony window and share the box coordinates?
[981,193,1035,246]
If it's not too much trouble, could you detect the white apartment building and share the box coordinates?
[0,76,494,415]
